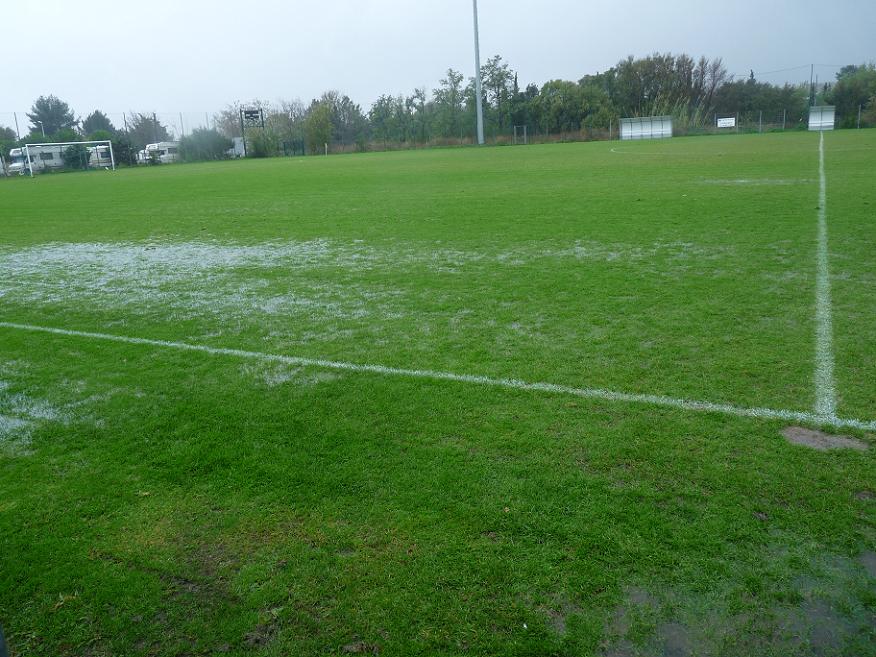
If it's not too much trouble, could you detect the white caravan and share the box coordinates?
[7,145,68,174]
[88,144,114,168]
[138,141,180,164]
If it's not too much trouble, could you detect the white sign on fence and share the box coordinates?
[717,117,736,128]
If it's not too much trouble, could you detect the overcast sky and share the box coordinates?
[2,0,874,130]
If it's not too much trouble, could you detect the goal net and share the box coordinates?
[14,140,115,177]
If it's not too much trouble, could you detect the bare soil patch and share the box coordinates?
[781,426,868,452]
[860,551,876,579]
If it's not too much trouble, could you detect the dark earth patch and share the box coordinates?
[781,426,868,451]
[342,639,381,654]
[541,596,582,636]
[860,551,876,579]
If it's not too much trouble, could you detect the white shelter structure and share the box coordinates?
[808,106,836,131]
[620,116,673,141]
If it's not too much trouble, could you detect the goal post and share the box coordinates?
[21,140,115,177]
[513,125,529,145]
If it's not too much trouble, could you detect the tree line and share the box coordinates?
[3,54,875,162]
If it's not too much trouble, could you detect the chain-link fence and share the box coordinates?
[2,104,874,176]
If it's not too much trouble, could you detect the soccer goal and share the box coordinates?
[17,140,115,177]
[513,125,529,145]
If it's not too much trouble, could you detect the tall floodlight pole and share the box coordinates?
[472,0,485,145]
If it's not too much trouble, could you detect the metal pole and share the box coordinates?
[759,111,762,133]
[472,0,485,145]
[108,140,116,171]
[810,64,815,106]
[239,108,247,158]
[180,112,185,137]
[524,125,527,145]
[153,113,158,143]
[25,144,33,177]
[13,112,20,140]
[782,109,786,131]
[858,105,863,129]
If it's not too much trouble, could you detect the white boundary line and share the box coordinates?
[814,132,837,418]
[2,321,874,432]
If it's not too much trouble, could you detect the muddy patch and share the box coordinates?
[540,596,582,636]
[860,551,876,579]
[342,640,380,654]
[599,546,875,656]
[781,426,868,452]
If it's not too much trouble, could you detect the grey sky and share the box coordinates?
[2,0,874,130]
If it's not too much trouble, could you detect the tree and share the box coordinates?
[305,102,332,154]
[179,128,233,161]
[1,126,16,158]
[214,103,243,138]
[82,110,115,136]
[433,69,465,139]
[127,113,171,150]
[534,80,585,134]
[481,55,515,132]
[826,63,876,128]
[53,128,79,143]
[369,95,398,146]
[27,95,77,136]
[88,129,114,143]
[63,144,89,170]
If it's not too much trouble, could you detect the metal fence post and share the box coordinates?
[759,111,762,133]
[859,105,863,129]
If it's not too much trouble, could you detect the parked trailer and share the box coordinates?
[7,141,116,176]
[7,145,68,174]
[138,142,180,165]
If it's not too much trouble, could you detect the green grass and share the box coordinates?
[1,131,875,656]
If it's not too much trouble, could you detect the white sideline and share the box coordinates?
[1,321,874,432]
[814,132,837,418]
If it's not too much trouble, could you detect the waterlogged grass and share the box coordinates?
[1,131,875,656]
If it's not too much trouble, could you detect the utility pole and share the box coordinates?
[810,64,815,106]
[13,112,20,140]
[472,0,485,145]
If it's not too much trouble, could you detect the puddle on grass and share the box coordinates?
[698,178,813,187]
[0,378,64,451]
[598,547,876,657]
[240,362,341,389]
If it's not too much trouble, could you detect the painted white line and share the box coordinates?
[2,321,874,432]
[814,132,837,418]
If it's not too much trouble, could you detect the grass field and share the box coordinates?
[1,130,875,656]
